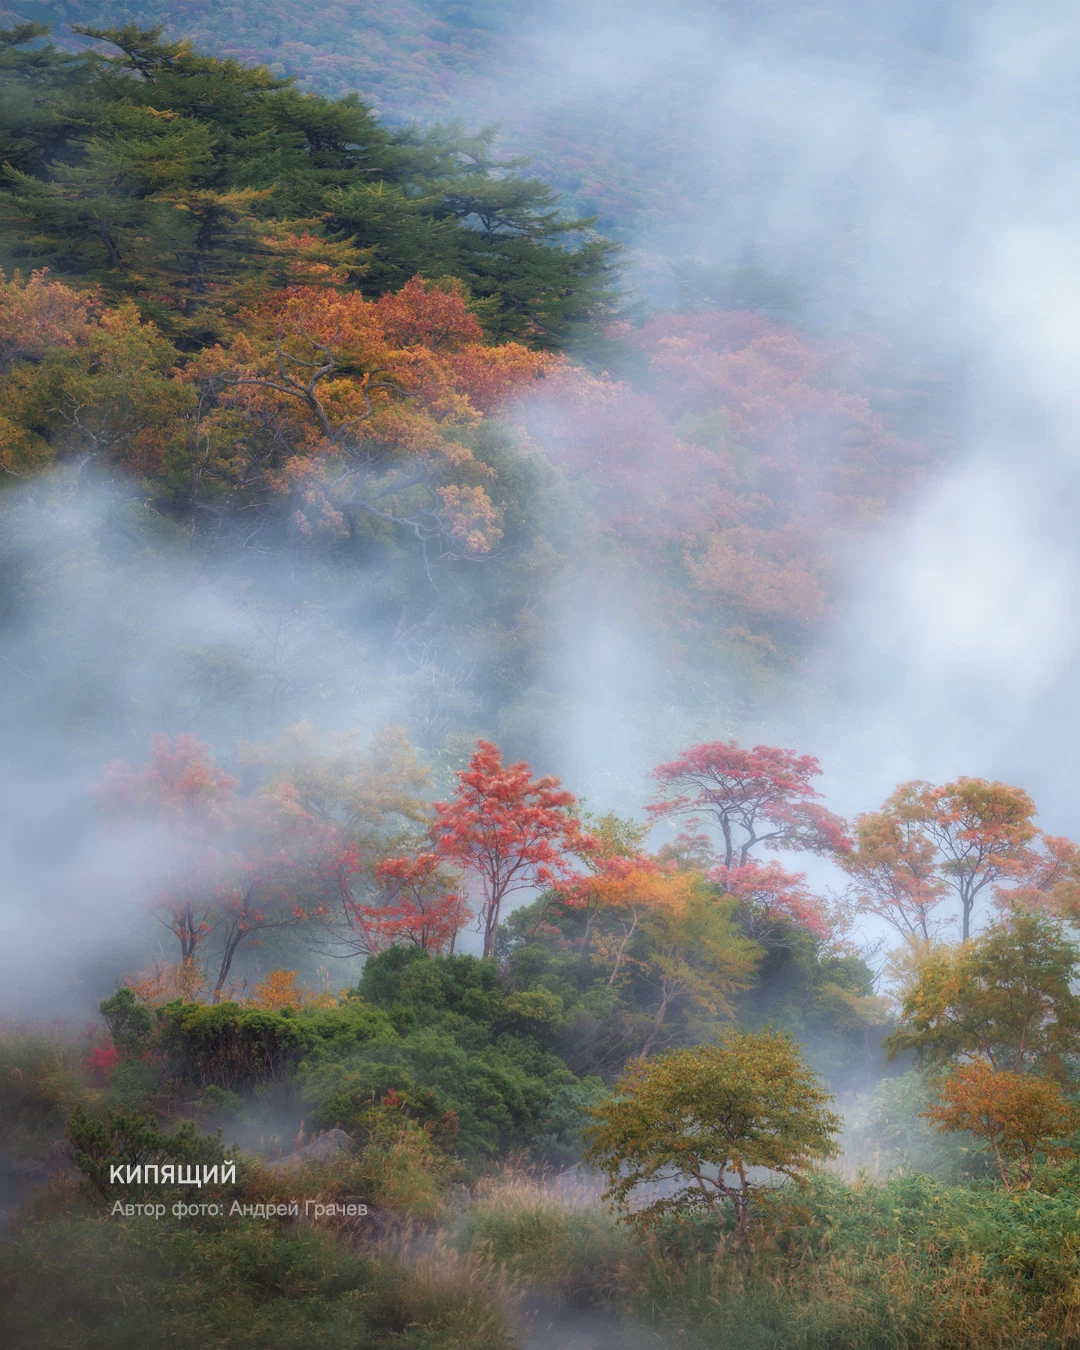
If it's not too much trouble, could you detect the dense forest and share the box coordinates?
[3,11,1080,1350]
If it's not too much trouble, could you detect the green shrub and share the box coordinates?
[66,1106,237,1201]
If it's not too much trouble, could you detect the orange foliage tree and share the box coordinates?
[845,778,1042,939]
[191,275,558,555]
[923,1061,1080,1189]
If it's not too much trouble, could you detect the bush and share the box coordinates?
[66,1106,237,1201]
[0,1028,90,1156]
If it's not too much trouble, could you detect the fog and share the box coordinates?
[5,0,1080,1009]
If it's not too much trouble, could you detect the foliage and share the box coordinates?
[923,1062,1080,1189]
[845,777,1042,940]
[96,733,337,995]
[452,1168,630,1306]
[0,21,620,350]
[431,739,588,958]
[66,1103,232,1199]
[583,1031,840,1237]
[885,907,1080,1080]
[617,1168,1080,1349]
[648,740,850,867]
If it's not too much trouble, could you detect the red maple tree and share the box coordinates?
[648,741,850,867]
[340,850,471,955]
[431,740,588,959]
[708,860,833,942]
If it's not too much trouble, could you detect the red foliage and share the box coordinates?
[517,311,930,655]
[432,740,588,959]
[85,1043,119,1084]
[708,860,832,942]
[648,740,850,867]
[346,851,472,954]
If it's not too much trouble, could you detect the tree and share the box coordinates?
[191,276,554,556]
[96,733,338,999]
[885,907,1080,1080]
[635,887,760,1056]
[95,733,240,961]
[648,740,849,867]
[923,1062,1080,1189]
[709,859,833,943]
[875,779,1038,940]
[351,851,471,954]
[583,1031,840,1238]
[243,721,470,957]
[431,739,588,959]
[0,23,622,351]
[841,802,948,940]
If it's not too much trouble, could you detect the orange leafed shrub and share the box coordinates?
[923,1061,1080,1188]
[243,968,340,1010]
[125,959,211,1006]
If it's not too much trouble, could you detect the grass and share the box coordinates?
[1,1213,519,1350]
[452,1166,631,1306]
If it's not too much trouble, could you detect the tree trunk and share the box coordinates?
[640,985,674,1057]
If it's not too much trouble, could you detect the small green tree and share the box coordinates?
[582,1030,839,1238]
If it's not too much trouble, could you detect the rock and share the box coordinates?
[266,1128,356,1171]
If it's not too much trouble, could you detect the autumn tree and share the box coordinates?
[345,851,471,955]
[583,1031,840,1238]
[95,733,240,961]
[635,886,760,1056]
[841,802,948,940]
[242,721,472,956]
[96,733,339,1000]
[885,907,1080,1080]
[559,853,694,988]
[191,276,555,556]
[923,1062,1080,1189]
[854,779,1038,940]
[205,778,337,1001]
[709,859,833,944]
[648,740,849,867]
[431,739,588,959]
[240,721,432,859]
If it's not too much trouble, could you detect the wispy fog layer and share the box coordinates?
[461,0,1080,826]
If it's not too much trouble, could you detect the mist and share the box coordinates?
[5,0,1080,1012]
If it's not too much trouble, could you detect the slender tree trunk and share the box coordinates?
[606,912,639,987]
[640,984,674,1057]
[213,928,245,1002]
[482,889,503,961]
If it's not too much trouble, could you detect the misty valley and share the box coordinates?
[3,4,1080,1349]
